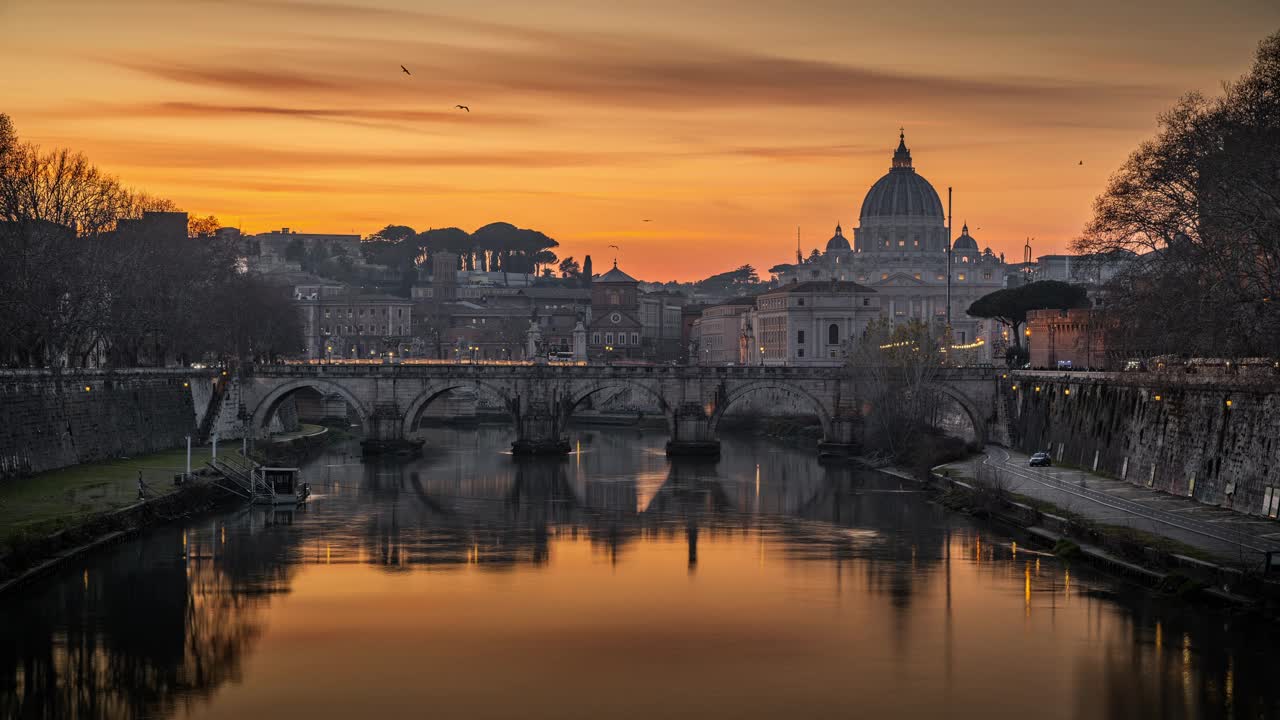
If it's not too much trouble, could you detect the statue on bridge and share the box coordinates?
[526,318,545,363]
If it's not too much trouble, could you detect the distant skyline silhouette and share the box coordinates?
[2,0,1276,280]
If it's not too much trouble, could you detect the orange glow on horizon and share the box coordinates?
[2,1,1275,281]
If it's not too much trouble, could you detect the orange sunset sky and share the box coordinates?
[2,0,1278,281]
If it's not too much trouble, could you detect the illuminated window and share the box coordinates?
[914,273,922,280]
[958,273,966,281]
[881,273,888,280]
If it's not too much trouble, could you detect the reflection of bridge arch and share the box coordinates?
[252,378,371,435]
[708,380,834,438]
[563,379,676,434]
[401,380,516,437]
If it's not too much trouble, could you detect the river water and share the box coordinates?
[1,426,1277,719]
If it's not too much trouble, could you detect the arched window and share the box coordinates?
[828,324,839,345]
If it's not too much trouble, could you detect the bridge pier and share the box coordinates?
[512,399,571,456]
[665,403,720,457]
[817,414,861,457]
[360,402,424,455]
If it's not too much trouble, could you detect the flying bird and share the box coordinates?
[456,104,470,112]
[608,244,620,249]
[1079,160,1084,165]
[642,219,652,222]
[401,65,411,76]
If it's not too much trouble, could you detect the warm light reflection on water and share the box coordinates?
[1,426,1277,719]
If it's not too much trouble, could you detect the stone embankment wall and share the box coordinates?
[0,370,302,480]
[1008,371,1280,517]
[0,370,202,479]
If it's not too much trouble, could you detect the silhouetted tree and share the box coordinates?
[967,281,1089,348]
[847,318,946,471]
[1073,31,1280,357]
[696,265,762,294]
[187,214,220,238]
[559,256,581,279]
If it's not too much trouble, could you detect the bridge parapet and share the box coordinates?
[237,363,999,457]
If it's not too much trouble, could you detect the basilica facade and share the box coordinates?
[769,132,1007,360]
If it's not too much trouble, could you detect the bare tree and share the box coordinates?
[846,317,946,468]
[1073,31,1280,357]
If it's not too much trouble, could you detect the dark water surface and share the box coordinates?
[1,427,1277,719]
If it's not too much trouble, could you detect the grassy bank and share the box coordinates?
[0,482,236,590]
[0,444,246,553]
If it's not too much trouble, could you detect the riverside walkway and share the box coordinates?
[941,445,1280,567]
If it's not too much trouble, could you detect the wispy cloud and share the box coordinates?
[108,11,1173,116]
[83,139,637,170]
[58,101,540,130]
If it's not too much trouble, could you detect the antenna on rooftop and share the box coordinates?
[796,226,802,264]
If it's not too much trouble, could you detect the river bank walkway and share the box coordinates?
[938,445,1280,567]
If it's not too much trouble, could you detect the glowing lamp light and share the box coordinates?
[84,385,91,392]
[1153,394,1162,401]
[1024,328,1032,337]
[183,382,189,388]
[1034,386,1041,392]
[1225,399,1233,408]
[1011,385,1018,391]
[1064,389,1071,396]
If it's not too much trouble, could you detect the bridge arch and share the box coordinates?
[251,378,372,437]
[562,378,676,433]
[401,380,516,437]
[918,382,987,446]
[708,380,834,438]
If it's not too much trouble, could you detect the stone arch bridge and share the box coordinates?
[240,364,999,456]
